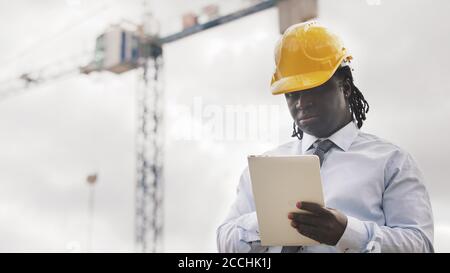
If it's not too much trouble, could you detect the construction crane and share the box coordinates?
[0,0,317,252]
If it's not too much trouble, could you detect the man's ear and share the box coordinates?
[342,78,352,99]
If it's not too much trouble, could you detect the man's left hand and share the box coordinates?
[288,201,348,246]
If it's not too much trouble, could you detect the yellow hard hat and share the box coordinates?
[270,22,352,95]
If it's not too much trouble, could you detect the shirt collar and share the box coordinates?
[301,121,359,153]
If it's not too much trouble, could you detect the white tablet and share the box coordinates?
[247,155,324,246]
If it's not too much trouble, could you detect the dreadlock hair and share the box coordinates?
[292,65,370,140]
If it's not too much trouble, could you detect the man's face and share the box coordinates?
[285,76,351,138]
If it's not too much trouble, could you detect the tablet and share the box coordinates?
[247,155,324,246]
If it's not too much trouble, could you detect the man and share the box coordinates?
[216,22,434,253]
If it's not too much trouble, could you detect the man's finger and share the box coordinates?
[290,212,321,227]
[297,201,328,215]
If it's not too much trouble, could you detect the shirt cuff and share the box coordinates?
[335,215,369,252]
[235,211,260,243]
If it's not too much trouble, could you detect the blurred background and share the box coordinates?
[0,0,449,252]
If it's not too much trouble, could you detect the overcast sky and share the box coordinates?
[0,0,449,252]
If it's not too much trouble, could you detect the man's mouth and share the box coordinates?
[298,115,320,126]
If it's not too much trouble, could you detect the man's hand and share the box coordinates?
[288,201,348,246]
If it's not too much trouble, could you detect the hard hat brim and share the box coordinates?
[271,55,347,95]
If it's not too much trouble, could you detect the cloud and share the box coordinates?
[1,0,450,253]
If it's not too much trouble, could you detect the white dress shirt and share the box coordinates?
[217,121,434,253]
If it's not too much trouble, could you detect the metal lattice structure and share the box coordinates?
[135,46,164,253]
